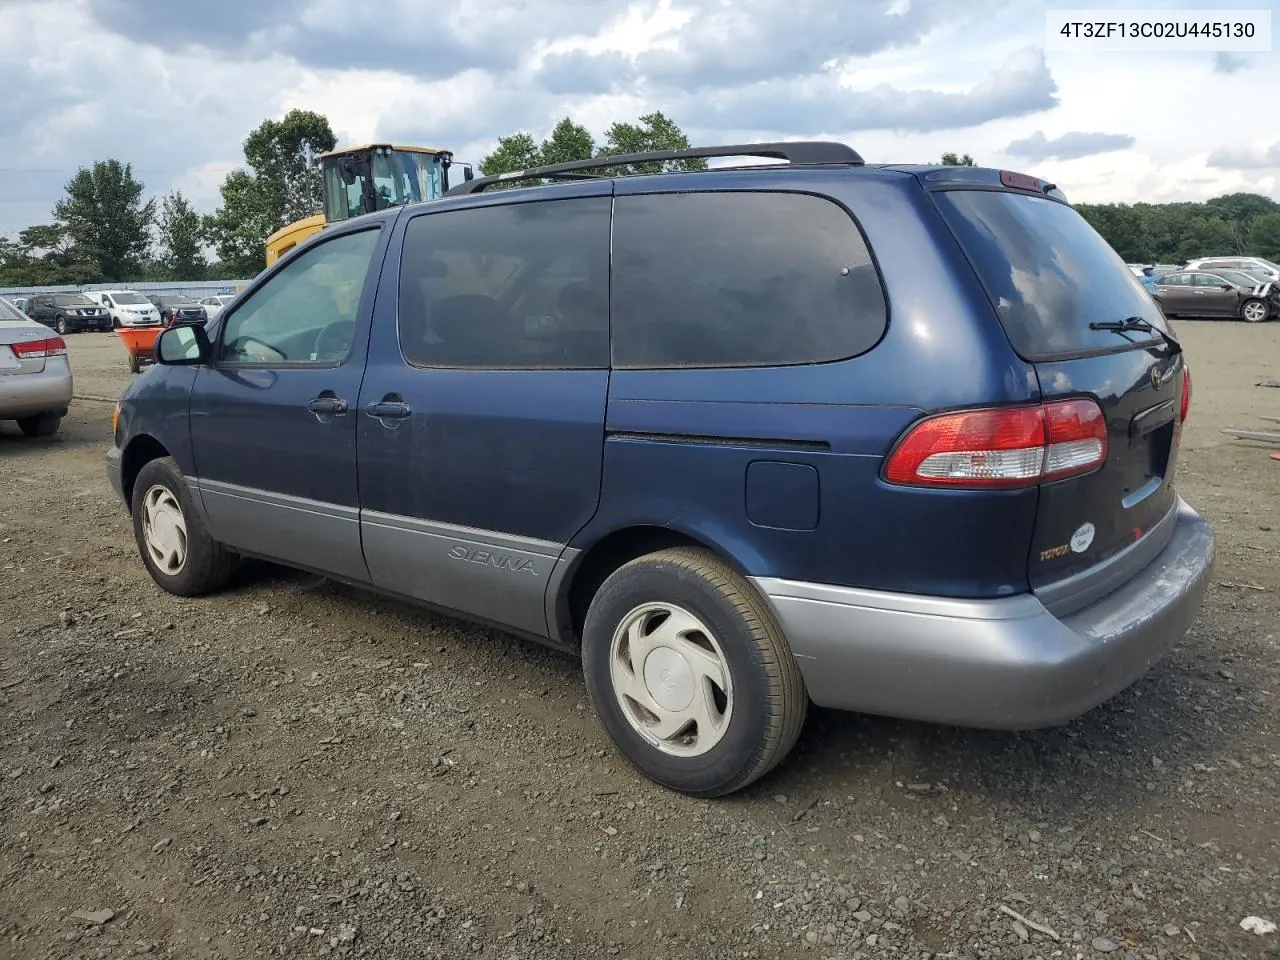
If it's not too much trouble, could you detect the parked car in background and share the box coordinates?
[1185,256,1280,281]
[198,294,237,321]
[89,290,163,327]
[1152,269,1278,322]
[0,296,71,437]
[24,292,111,334]
[146,293,208,326]
[107,144,1214,797]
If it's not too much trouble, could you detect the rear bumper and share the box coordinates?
[0,364,73,420]
[753,496,1215,729]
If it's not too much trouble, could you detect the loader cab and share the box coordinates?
[321,144,474,223]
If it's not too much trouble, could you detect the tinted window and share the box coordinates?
[610,192,885,369]
[398,196,610,369]
[1193,273,1226,287]
[220,227,380,365]
[934,189,1169,360]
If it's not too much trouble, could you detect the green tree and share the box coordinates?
[205,109,337,277]
[478,131,541,177]
[53,159,154,281]
[0,223,102,286]
[1249,213,1280,261]
[479,112,706,181]
[596,111,707,174]
[538,118,595,167]
[156,189,207,280]
[940,152,976,166]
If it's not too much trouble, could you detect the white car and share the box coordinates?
[198,294,237,321]
[0,297,72,437]
[89,290,162,328]
[1184,257,1280,282]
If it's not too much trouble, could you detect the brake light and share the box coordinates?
[1180,366,1191,422]
[885,398,1108,488]
[10,336,67,358]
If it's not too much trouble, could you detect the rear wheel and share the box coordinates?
[131,456,238,596]
[17,415,60,437]
[581,547,807,797]
[1241,298,1269,323]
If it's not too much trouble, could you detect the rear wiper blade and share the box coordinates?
[1090,315,1182,353]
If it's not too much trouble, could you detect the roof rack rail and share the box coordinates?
[444,141,864,196]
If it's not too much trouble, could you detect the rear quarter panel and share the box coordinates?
[576,169,1042,598]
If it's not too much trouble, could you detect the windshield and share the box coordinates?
[1216,270,1266,287]
[163,295,197,305]
[54,294,95,306]
[323,149,445,222]
[112,292,148,304]
[933,189,1169,360]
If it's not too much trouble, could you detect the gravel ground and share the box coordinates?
[2,323,1279,960]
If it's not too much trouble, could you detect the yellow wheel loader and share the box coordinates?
[264,144,473,266]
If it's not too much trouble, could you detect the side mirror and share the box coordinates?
[155,323,211,366]
[463,165,475,182]
[1222,284,1233,291]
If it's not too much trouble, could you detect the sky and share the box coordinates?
[0,0,1277,238]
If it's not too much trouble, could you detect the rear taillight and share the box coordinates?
[884,398,1108,489]
[10,336,67,359]
[1180,366,1191,422]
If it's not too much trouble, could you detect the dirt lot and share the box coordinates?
[2,324,1279,960]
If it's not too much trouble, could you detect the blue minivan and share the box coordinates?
[108,142,1215,797]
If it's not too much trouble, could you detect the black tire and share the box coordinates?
[1241,298,1269,323]
[581,547,808,797]
[54,316,68,335]
[128,353,140,374]
[17,415,60,437]
[131,456,238,597]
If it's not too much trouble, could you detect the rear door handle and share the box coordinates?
[366,400,412,420]
[307,395,348,415]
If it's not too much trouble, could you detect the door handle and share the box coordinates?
[366,400,412,420]
[307,395,348,415]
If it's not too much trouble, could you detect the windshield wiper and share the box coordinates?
[1090,315,1181,353]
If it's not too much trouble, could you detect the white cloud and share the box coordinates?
[0,0,1276,241]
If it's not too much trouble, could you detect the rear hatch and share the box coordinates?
[932,182,1186,609]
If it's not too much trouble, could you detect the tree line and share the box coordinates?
[3,111,1278,290]
[0,109,339,287]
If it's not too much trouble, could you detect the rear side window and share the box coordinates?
[934,189,1169,360]
[610,191,886,369]
[398,196,611,369]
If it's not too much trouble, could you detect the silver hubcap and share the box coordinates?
[1244,301,1266,322]
[608,603,733,757]
[142,484,188,576]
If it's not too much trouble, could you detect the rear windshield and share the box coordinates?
[934,189,1169,360]
[0,299,28,322]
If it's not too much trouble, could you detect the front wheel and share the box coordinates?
[131,456,238,596]
[17,415,60,437]
[54,316,68,335]
[1241,298,1269,323]
[581,547,808,797]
